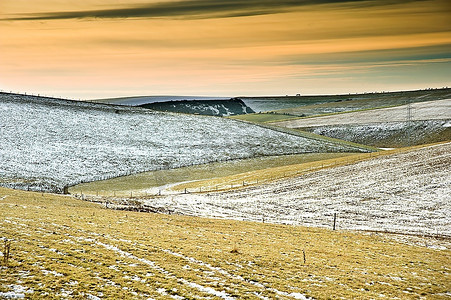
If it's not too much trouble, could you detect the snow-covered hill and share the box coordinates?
[0,93,362,193]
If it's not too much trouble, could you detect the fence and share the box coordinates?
[0,90,82,101]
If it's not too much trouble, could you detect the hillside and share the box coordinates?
[1,91,450,299]
[0,93,367,193]
[139,98,254,116]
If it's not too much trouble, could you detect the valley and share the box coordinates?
[0,89,450,299]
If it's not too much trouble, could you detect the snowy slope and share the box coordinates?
[308,120,451,147]
[0,93,361,193]
[143,143,451,237]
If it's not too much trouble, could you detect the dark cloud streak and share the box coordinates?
[3,0,427,21]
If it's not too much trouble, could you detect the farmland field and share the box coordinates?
[1,187,450,299]
[0,93,365,193]
[232,88,451,124]
[230,113,301,123]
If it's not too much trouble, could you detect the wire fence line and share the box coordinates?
[0,90,82,101]
[76,188,451,241]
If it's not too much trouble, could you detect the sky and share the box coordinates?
[0,0,450,99]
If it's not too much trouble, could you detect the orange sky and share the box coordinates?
[0,0,450,99]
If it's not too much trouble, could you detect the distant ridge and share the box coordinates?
[139,98,255,116]
[91,95,229,106]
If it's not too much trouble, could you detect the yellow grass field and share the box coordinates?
[1,187,449,299]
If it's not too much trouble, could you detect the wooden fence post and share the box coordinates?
[333,213,337,230]
[3,240,11,266]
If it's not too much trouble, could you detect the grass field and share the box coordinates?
[1,89,450,299]
[168,146,412,193]
[135,142,449,240]
[246,123,380,152]
[69,153,358,197]
[1,187,450,299]
[229,112,301,123]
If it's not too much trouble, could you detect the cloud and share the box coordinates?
[3,0,427,21]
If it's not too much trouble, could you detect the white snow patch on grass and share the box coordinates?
[41,269,64,277]
[87,294,101,300]
[0,285,34,299]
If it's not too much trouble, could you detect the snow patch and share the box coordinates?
[0,285,33,299]
[87,294,101,300]
[0,291,25,299]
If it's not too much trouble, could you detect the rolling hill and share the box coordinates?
[0,92,367,193]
